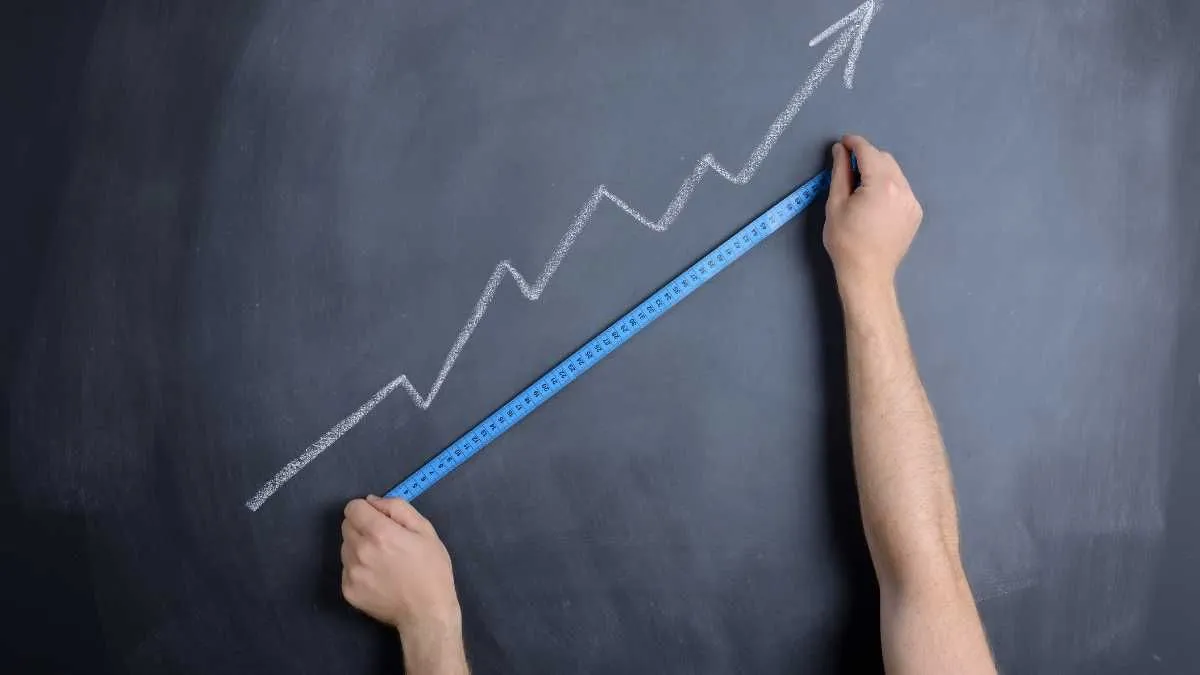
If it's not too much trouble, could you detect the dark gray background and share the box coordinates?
[4,0,1198,673]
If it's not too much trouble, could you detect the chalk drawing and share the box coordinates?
[246,1,880,511]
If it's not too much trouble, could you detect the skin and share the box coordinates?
[341,133,996,674]
[341,496,468,675]
[826,134,996,674]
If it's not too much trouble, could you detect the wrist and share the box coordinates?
[835,273,898,318]
[398,612,467,675]
[397,606,463,645]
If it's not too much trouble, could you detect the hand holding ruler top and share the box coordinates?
[387,168,833,501]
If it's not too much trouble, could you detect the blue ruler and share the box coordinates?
[386,168,832,501]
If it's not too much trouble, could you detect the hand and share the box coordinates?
[341,496,462,639]
[823,134,923,303]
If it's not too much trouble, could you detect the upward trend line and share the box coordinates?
[246,0,880,511]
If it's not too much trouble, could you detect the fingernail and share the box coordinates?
[366,494,379,502]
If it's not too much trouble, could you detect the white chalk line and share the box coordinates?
[245,1,879,511]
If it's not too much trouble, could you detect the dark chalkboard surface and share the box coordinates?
[4,0,1198,673]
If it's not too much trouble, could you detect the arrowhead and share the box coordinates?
[808,0,880,89]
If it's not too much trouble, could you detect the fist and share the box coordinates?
[822,134,923,299]
[340,496,461,636]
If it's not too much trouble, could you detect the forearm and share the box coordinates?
[400,617,470,675]
[840,280,962,593]
[824,134,994,673]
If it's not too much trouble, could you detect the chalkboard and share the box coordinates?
[4,0,1198,673]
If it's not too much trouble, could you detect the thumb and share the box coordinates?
[827,141,853,209]
[367,495,436,536]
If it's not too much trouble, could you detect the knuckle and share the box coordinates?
[357,538,379,560]
[342,585,361,607]
[363,521,385,542]
[410,511,435,533]
[341,568,357,594]
[347,564,369,584]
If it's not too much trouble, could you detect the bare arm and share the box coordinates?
[342,496,469,675]
[823,135,996,675]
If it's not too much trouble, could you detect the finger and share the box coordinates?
[878,150,913,190]
[341,518,364,545]
[827,141,853,208]
[340,540,357,567]
[344,498,398,538]
[367,495,436,536]
[840,134,888,186]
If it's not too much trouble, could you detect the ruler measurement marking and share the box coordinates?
[386,169,831,501]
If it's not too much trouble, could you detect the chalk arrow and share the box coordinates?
[808,0,879,89]
[246,1,883,511]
